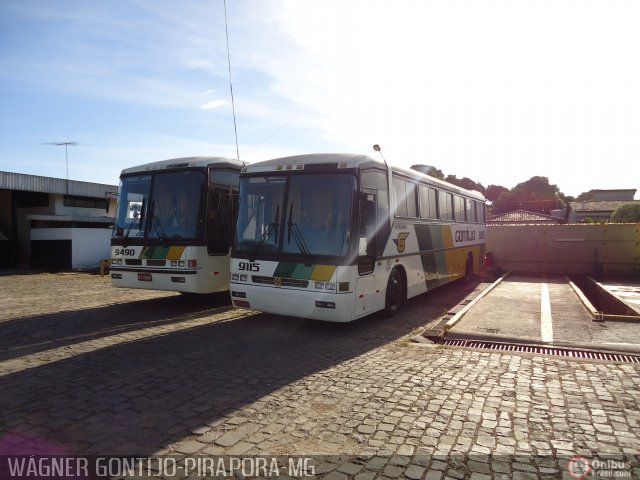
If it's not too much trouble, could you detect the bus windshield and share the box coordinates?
[114,170,205,240]
[236,173,356,257]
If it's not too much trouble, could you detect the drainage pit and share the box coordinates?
[424,336,640,364]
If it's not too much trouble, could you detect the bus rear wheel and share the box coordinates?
[385,269,404,317]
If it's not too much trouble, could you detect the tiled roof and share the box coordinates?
[488,209,560,224]
[569,200,640,213]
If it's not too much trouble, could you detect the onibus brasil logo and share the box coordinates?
[567,456,591,479]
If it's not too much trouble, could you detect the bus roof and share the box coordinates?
[121,156,246,176]
[242,153,485,201]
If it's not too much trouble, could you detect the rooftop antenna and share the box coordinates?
[44,141,77,194]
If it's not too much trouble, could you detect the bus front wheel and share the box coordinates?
[385,269,404,317]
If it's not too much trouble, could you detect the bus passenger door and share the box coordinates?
[355,192,376,317]
[206,188,231,255]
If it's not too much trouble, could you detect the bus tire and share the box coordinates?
[385,269,404,317]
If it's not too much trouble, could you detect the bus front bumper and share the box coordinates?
[229,282,355,322]
[110,268,222,294]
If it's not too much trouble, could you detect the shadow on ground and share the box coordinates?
[0,280,478,456]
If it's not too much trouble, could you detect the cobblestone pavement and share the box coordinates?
[0,273,639,479]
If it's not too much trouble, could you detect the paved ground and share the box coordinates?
[446,273,640,353]
[0,273,639,479]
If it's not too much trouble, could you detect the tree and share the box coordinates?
[611,203,640,223]
[513,176,561,199]
[576,190,595,201]
[491,176,566,215]
[485,184,508,202]
[444,175,485,194]
[410,165,445,180]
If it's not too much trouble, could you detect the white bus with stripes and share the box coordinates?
[110,157,245,293]
[230,153,486,322]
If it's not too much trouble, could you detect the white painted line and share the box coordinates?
[540,283,554,343]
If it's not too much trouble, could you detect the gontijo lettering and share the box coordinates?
[455,230,476,242]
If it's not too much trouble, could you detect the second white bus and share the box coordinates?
[229,153,486,322]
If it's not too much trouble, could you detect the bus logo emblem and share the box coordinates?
[393,232,410,253]
[274,277,282,287]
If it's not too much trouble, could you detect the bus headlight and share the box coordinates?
[171,260,178,267]
[325,282,336,291]
[315,282,324,290]
[239,274,248,282]
[178,261,185,267]
[232,273,239,281]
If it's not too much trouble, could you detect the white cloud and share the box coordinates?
[200,100,225,110]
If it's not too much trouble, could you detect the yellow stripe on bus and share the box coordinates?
[309,265,336,282]
[166,246,186,261]
[441,226,454,249]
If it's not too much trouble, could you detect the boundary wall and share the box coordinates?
[487,224,640,276]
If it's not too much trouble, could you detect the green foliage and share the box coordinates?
[491,176,566,215]
[610,203,640,223]
[410,165,445,179]
[426,166,445,180]
[444,175,485,193]
[576,189,595,201]
[485,184,508,202]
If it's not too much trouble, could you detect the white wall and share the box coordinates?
[30,227,112,269]
[72,228,112,269]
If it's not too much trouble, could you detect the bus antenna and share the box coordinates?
[223,0,240,161]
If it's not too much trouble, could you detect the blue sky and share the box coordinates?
[1,0,639,197]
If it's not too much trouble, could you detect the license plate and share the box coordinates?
[138,273,152,282]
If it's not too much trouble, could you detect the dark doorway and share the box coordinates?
[31,240,72,270]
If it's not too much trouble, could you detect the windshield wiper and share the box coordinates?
[287,204,311,257]
[148,200,168,242]
[250,205,279,259]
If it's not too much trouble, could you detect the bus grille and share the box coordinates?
[147,260,166,266]
[252,276,310,288]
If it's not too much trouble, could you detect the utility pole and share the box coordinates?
[45,141,77,195]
